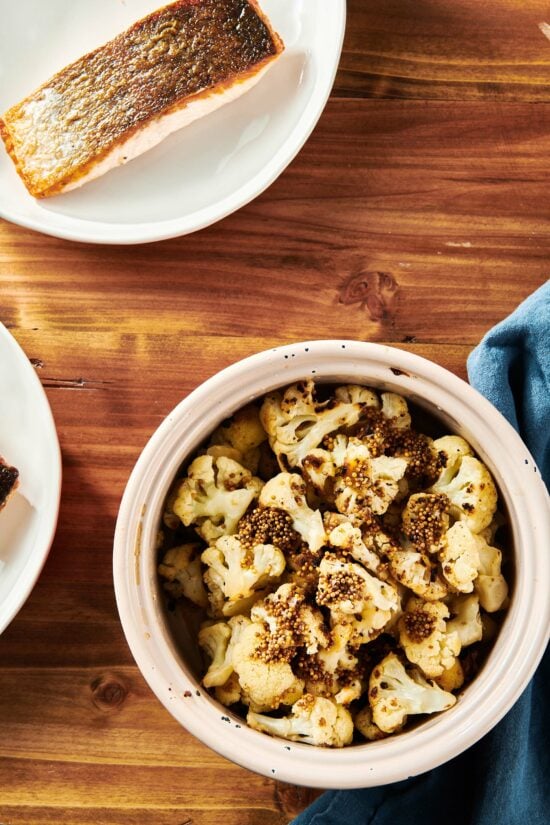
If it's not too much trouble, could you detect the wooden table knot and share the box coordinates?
[338,269,399,322]
[90,672,128,712]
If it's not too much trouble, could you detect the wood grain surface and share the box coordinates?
[1,1,549,824]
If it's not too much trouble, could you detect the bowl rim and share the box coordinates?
[113,339,550,788]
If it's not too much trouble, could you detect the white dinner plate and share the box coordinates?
[0,0,346,245]
[0,324,62,635]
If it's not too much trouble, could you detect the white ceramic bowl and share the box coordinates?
[113,340,550,788]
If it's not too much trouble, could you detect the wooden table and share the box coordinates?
[1,1,549,823]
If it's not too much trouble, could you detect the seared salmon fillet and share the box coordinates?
[0,458,18,511]
[0,0,284,198]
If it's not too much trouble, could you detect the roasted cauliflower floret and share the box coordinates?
[354,705,389,740]
[317,554,397,616]
[327,519,385,577]
[250,583,330,659]
[388,542,449,601]
[334,678,364,706]
[260,380,373,470]
[474,535,508,612]
[401,493,450,554]
[434,658,465,692]
[231,622,304,712]
[430,454,497,533]
[317,554,400,644]
[334,384,380,408]
[208,404,267,473]
[237,506,301,554]
[369,653,456,734]
[380,392,412,430]
[259,473,326,551]
[201,535,285,612]
[439,522,480,593]
[303,435,407,520]
[158,543,209,608]
[432,436,474,486]
[297,623,358,698]
[247,694,354,747]
[316,623,358,674]
[172,454,263,542]
[198,621,232,687]
[447,594,483,648]
[215,671,242,706]
[301,447,340,501]
[398,597,461,678]
[335,437,408,518]
[198,615,252,688]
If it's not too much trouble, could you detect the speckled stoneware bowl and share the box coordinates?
[113,340,550,789]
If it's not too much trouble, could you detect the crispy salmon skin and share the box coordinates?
[0,0,284,198]
[0,458,19,512]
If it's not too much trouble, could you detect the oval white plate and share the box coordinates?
[0,324,62,635]
[0,0,346,245]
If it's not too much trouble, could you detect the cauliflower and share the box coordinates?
[301,445,341,501]
[327,519,385,577]
[215,589,270,619]
[447,594,483,648]
[369,653,456,733]
[259,473,326,551]
[398,597,461,678]
[335,679,363,706]
[432,436,474,486]
[380,392,412,430]
[198,621,231,687]
[430,454,497,533]
[250,583,330,658]
[388,542,449,601]
[172,454,263,542]
[198,615,252,688]
[298,623,358,698]
[317,553,400,644]
[474,535,508,612]
[260,380,374,470]
[401,493,450,554]
[201,535,285,612]
[232,622,304,712]
[208,404,267,473]
[354,705,389,740]
[215,671,242,706]
[158,543,209,608]
[237,506,301,555]
[247,694,354,747]
[317,623,358,673]
[434,659,465,692]
[439,522,480,593]
[317,554,398,617]
[335,437,408,518]
[302,435,407,520]
[334,384,380,407]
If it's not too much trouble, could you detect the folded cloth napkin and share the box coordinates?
[292,281,550,825]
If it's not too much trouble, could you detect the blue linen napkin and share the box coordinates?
[293,281,550,825]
